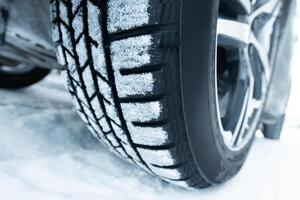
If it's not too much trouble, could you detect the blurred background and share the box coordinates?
[0,2,299,200]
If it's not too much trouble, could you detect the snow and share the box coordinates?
[121,102,161,122]
[111,35,154,98]
[1,75,300,200]
[1,7,300,200]
[108,0,150,33]
[110,34,169,150]
[111,36,152,70]
[87,1,108,78]
[137,148,175,166]
[128,124,168,146]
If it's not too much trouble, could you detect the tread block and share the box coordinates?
[115,73,155,98]
[111,123,129,144]
[73,8,84,39]
[149,165,182,180]
[106,133,120,147]
[82,67,96,97]
[128,124,168,146]
[74,86,89,107]
[137,148,176,166]
[98,117,111,133]
[51,0,209,189]
[108,0,150,33]
[75,36,88,67]
[97,77,113,100]
[59,1,69,23]
[89,120,102,135]
[121,102,162,122]
[115,147,129,158]
[122,144,140,161]
[90,98,104,118]
[104,102,121,125]
[111,35,153,69]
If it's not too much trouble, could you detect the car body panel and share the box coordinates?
[0,0,56,68]
[262,0,295,124]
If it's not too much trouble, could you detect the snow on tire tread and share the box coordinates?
[51,0,209,188]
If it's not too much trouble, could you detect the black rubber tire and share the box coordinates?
[50,0,290,189]
[0,66,51,89]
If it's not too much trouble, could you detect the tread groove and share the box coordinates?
[53,0,119,155]
[135,143,175,151]
[119,93,165,104]
[151,163,183,169]
[95,0,153,171]
[109,24,178,42]
[119,63,165,76]
[51,0,211,189]
[79,0,135,162]
[132,119,169,127]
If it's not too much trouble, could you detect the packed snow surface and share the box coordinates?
[1,7,300,200]
[1,72,300,200]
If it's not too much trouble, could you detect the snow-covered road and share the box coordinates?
[1,10,300,200]
[1,75,300,200]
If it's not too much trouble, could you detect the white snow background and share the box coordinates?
[1,5,300,200]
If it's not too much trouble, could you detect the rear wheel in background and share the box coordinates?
[51,0,290,189]
[0,61,50,89]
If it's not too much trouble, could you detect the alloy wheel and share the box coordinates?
[216,0,283,150]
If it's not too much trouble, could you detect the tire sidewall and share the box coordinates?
[0,67,50,89]
[180,0,253,184]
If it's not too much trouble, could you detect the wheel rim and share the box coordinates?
[216,0,283,151]
[0,63,35,74]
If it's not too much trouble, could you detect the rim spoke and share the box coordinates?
[230,88,251,146]
[217,18,250,48]
[229,44,265,147]
[226,0,252,14]
[249,0,281,23]
[220,0,252,14]
[250,33,271,82]
[217,0,283,150]
[237,0,252,14]
[235,98,262,146]
[230,49,255,146]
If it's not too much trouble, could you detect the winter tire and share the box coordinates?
[0,62,50,89]
[51,0,294,189]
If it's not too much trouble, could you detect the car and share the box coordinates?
[0,0,295,189]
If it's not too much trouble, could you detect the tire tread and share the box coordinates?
[51,0,210,188]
